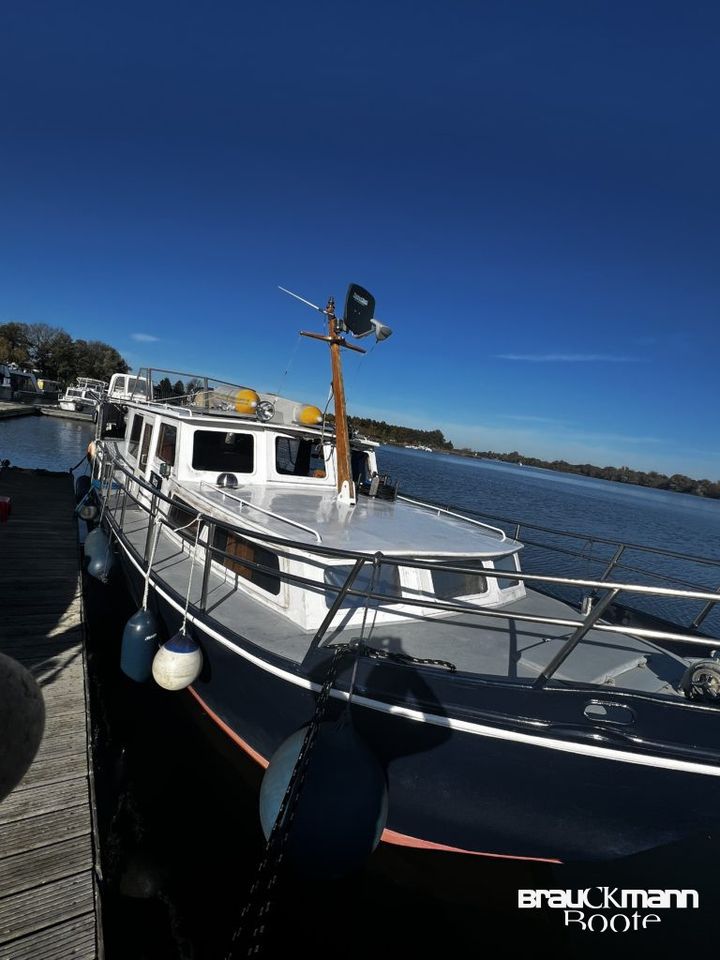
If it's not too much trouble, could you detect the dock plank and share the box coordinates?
[0,468,100,957]
[0,873,94,945]
[16,754,87,790]
[0,834,93,897]
[0,912,96,960]
[0,778,88,824]
[0,807,91,859]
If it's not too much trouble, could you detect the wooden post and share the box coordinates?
[299,296,365,505]
[327,298,355,503]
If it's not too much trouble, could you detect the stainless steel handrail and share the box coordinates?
[461,505,720,568]
[96,443,720,679]
[398,495,507,541]
[198,480,323,543]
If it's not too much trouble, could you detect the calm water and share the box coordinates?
[0,414,94,471]
[378,445,720,559]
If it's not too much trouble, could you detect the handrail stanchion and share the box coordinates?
[119,483,128,528]
[690,586,720,630]
[534,587,620,689]
[311,559,366,650]
[200,521,215,611]
[598,544,626,583]
[144,492,158,564]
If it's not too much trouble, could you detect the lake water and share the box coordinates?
[0,413,94,471]
[378,445,720,560]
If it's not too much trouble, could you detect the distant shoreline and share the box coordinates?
[373,440,720,501]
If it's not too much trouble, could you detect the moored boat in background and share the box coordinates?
[59,376,108,415]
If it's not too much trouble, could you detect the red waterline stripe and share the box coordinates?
[187,686,269,769]
[187,686,562,865]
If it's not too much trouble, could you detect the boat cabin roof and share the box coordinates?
[111,395,521,557]
[182,480,521,557]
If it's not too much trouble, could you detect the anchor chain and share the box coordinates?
[225,641,351,959]
[226,545,453,958]
[353,642,456,672]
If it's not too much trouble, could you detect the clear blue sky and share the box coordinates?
[1,1,718,478]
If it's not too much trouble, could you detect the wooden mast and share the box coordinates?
[300,295,365,504]
[327,297,353,502]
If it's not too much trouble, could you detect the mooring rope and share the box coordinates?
[141,522,164,612]
[180,517,203,635]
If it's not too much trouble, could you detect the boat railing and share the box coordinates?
[415,499,720,631]
[396,495,507,541]
[197,480,323,543]
[95,444,720,686]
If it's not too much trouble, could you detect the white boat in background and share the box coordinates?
[107,373,151,403]
[59,377,108,414]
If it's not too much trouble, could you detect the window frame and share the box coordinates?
[323,562,403,610]
[429,561,489,602]
[492,552,521,590]
[127,414,144,460]
[155,422,178,467]
[212,527,282,597]
[139,420,154,470]
[191,428,256,475]
[274,434,328,480]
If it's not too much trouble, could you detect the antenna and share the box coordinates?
[279,283,393,342]
[278,282,392,505]
[277,286,327,315]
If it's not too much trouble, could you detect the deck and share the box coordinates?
[41,408,96,423]
[0,467,101,959]
[0,404,36,420]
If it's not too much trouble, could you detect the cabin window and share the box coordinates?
[431,561,487,599]
[127,414,144,459]
[156,423,177,466]
[275,437,326,478]
[128,376,148,397]
[167,496,200,539]
[139,422,153,469]
[494,553,520,589]
[324,563,401,609]
[192,431,254,473]
[212,528,281,595]
[351,450,370,484]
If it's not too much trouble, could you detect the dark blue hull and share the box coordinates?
[116,540,720,863]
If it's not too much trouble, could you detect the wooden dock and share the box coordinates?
[0,467,102,959]
[40,408,95,423]
[0,403,37,420]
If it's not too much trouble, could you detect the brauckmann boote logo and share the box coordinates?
[518,888,699,932]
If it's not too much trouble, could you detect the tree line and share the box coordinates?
[347,416,453,450]
[0,321,129,386]
[452,448,720,499]
[345,414,719,499]
[153,377,204,401]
